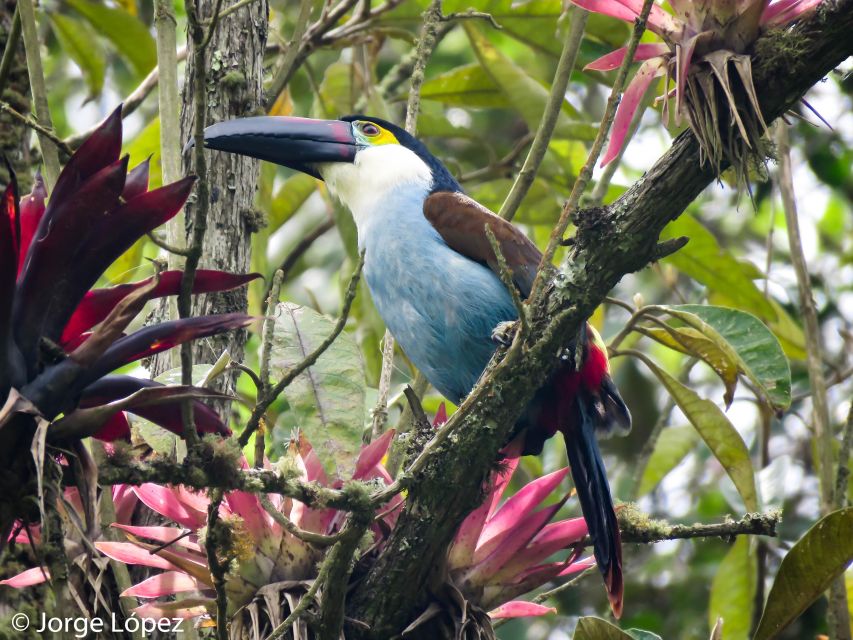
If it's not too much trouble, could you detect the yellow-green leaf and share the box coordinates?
[668,305,792,410]
[639,325,739,406]
[709,537,756,640]
[66,0,156,78]
[754,508,853,640]
[635,355,758,511]
[574,617,635,640]
[464,23,597,141]
[638,425,699,496]
[49,13,105,98]
[420,63,509,108]
[269,173,318,231]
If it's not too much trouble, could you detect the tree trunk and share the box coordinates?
[150,0,268,406]
[0,0,33,192]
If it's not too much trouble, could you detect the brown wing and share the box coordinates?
[423,191,542,298]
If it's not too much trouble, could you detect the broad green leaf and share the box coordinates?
[639,325,739,406]
[669,305,792,410]
[574,617,635,639]
[468,178,564,223]
[66,0,156,77]
[464,23,598,141]
[269,302,366,477]
[49,13,105,98]
[420,64,509,108]
[754,508,853,640]
[661,215,774,317]
[124,117,162,187]
[636,355,758,511]
[637,425,699,496]
[661,215,806,358]
[445,0,564,56]
[269,173,318,231]
[625,631,663,640]
[708,537,756,640]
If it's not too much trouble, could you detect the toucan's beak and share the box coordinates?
[197,116,357,179]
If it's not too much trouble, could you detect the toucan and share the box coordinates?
[199,114,632,616]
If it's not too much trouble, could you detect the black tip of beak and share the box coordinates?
[193,116,357,179]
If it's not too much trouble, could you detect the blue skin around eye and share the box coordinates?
[356,185,517,404]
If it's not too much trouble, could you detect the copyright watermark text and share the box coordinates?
[9,612,183,637]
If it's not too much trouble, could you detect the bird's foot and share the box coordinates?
[491,320,519,347]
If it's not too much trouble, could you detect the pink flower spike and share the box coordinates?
[601,57,665,167]
[133,484,206,530]
[489,601,556,619]
[570,0,677,36]
[354,429,395,480]
[95,541,181,571]
[0,566,50,588]
[121,571,202,598]
[475,467,569,557]
[433,402,448,427]
[585,44,669,71]
[762,0,821,24]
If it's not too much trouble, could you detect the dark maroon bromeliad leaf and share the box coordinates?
[62,270,260,346]
[0,106,255,443]
[78,375,229,440]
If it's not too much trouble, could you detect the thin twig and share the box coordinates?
[440,10,502,30]
[238,253,365,448]
[0,101,73,156]
[213,0,262,22]
[404,0,442,134]
[530,0,656,301]
[370,330,396,439]
[385,372,429,477]
[254,270,284,465]
[205,489,228,640]
[0,6,21,97]
[835,401,853,509]
[258,494,345,547]
[485,226,528,335]
[459,133,534,183]
[17,0,60,191]
[146,231,192,257]
[498,5,587,221]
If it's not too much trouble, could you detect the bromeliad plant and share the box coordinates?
[18,428,593,639]
[576,0,822,177]
[0,106,255,539]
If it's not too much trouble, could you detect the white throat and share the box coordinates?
[318,145,433,231]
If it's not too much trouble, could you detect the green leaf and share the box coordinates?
[467,178,564,223]
[269,302,366,478]
[312,61,389,121]
[463,23,598,141]
[574,617,635,639]
[66,0,156,77]
[661,215,806,359]
[638,325,739,406]
[269,173,318,230]
[625,630,663,640]
[708,537,756,640]
[754,508,853,640]
[49,13,105,98]
[635,355,758,511]
[637,425,699,496]
[420,63,509,108]
[102,237,148,285]
[665,305,792,410]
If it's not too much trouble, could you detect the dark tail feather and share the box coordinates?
[562,393,623,618]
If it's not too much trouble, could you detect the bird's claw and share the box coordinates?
[491,320,519,347]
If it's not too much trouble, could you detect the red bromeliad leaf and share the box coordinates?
[83,313,253,384]
[601,57,666,167]
[95,541,182,571]
[17,174,45,274]
[14,156,130,366]
[93,412,132,441]
[489,601,556,619]
[121,571,203,598]
[0,566,50,588]
[132,484,207,530]
[122,156,150,201]
[111,525,202,552]
[78,375,229,440]
[49,106,122,207]
[62,270,260,345]
[585,43,669,71]
[133,599,214,620]
[474,467,569,562]
[0,181,18,391]
[353,429,395,480]
[490,517,588,582]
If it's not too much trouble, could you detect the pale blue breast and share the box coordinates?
[357,187,517,403]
